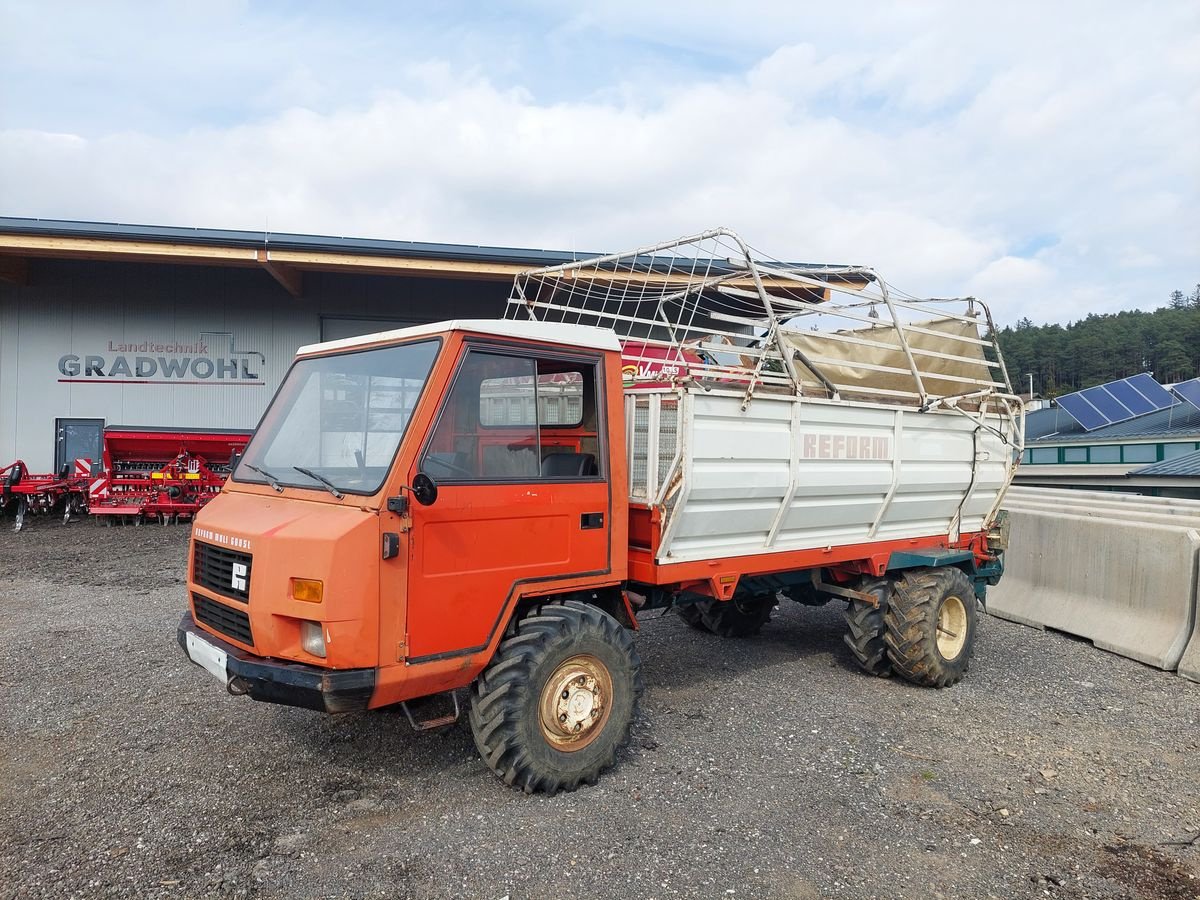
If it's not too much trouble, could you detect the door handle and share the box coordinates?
[382,533,401,559]
[580,512,604,530]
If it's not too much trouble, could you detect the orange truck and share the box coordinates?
[178,229,1022,793]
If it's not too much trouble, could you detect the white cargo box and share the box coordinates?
[627,387,1016,564]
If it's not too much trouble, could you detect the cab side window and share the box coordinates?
[420,348,603,482]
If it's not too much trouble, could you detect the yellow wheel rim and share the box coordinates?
[936,595,968,660]
[538,654,613,752]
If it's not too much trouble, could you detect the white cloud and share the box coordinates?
[968,256,1053,302]
[0,0,1196,326]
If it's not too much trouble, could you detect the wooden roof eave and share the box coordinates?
[0,233,525,283]
[0,232,869,298]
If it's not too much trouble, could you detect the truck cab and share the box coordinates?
[179,319,632,724]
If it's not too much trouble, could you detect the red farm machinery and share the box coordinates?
[1,427,250,531]
[1,459,93,531]
[88,427,250,525]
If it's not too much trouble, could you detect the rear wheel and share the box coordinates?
[786,582,832,607]
[675,602,711,633]
[468,601,642,794]
[842,577,892,677]
[884,567,978,687]
[679,593,776,637]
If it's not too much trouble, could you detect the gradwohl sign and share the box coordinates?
[58,332,265,385]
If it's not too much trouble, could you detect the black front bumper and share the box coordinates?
[177,612,375,713]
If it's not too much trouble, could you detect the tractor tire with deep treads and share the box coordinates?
[468,600,643,794]
[842,576,892,677]
[680,593,776,637]
[675,602,711,633]
[883,566,977,688]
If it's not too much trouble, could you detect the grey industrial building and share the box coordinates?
[0,218,593,472]
[1016,398,1200,498]
[5,216,1198,498]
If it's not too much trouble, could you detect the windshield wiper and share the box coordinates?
[244,463,284,493]
[292,466,345,499]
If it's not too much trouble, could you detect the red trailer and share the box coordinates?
[88,427,251,525]
[0,459,93,531]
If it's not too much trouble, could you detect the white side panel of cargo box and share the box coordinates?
[651,389,1014,564]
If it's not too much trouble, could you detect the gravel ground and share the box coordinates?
[1,518,1198,900]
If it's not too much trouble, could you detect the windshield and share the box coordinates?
[235,339,440,495]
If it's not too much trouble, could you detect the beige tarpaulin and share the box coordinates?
[777,316,998,403]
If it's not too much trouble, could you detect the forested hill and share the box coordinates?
[993,286,1200,398]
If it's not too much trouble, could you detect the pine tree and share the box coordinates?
[994,285,1198,394]
[1156,339,1192,383]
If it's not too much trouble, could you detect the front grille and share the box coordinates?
[193,541,251,603]
[194,594,253,646]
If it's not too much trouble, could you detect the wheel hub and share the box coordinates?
[539,654,613,752]
[936,594,968,660]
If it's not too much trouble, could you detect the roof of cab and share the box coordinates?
[297,319,622,356]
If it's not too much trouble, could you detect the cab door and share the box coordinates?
[404,342,612,662]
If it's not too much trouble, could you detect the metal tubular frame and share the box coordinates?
[506,227,1023,453]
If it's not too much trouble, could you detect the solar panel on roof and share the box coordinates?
[1056,393,1109,431]
[1055,374,1178,431]
[1079,385,1129,420]
[1127,372,1178,408]
[1172,378,1200,411]
[1104,379,1157,415]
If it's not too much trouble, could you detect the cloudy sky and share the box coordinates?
[1,1,1196,324]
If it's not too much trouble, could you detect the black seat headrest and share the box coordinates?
[541,452,597,477]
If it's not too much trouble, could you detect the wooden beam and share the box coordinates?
[0,233,867,293]
[256,250,303,297]
[268,248,528,281]
[0,234,519,279]
[0,234,258,265]
[0,255,29,285]
[268,249,837,291]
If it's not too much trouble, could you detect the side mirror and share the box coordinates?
[412,472,438,506]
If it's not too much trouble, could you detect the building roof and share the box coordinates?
[0,216,601,268]
[1025,402,1200,444]
[0,216,866,284]
[1130,448,1200,477]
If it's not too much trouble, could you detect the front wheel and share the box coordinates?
[468,601,643,794]
[884,567,978,687]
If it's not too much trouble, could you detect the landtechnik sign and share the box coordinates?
[57,333,265,386]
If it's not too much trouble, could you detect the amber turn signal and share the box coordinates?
[290,578,323,603]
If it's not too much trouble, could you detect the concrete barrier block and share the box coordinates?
[1181,636,1200,683]
[989,508,1199,671]
[1007,487,1200,514]
[1180,574,1200,683]
[1004,500,1200,529]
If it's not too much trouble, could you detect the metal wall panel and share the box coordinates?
[0,290,18,466]
[0,259,508,470]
